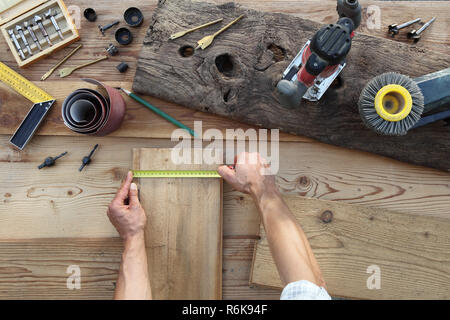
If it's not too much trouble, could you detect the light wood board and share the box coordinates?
[0,0,449,300]
[132,148,223,299]
[250,196,450,299]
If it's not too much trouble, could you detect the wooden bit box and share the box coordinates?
[0,0,80,67]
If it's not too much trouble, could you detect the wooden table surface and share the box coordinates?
[0,0,449,299]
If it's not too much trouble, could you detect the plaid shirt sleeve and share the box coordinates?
[280,280,332,300]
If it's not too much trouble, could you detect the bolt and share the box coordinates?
[408,17,436,42]
[8,29,25,60]
[16,25,33,56]
[388,18,421,36]
[34,15,52,46]
[24,21,42,51]
[45,9,64,40]
[98,21,119,36]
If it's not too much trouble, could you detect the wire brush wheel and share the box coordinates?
[358,72,424,136]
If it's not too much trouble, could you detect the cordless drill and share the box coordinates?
[277,0,362,108]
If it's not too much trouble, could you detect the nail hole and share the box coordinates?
[215,54,234,76]
[268,44,286,62]
[223,89,231,102]
[179,45,194,58]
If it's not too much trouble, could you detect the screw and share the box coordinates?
[16,25,33,56]
[408,17,436,42]
[34,15,52,46]
[388,18,421,36]
[98,21,119,36]
[45,9,64,40]
[24,21,42,51]
[8,29,25,60]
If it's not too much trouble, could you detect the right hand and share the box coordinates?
[217,152,278,199]
[107,171,147,241]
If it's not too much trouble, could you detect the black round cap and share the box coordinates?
[84,8,97,22]
[124,7,143,27]
[116,62,129,73]
[115,27,133,45]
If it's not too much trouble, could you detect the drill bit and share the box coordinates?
[8,29,25,60]
[16,25,32,56]
[79,144,98,171]
[38,152,68,169]
[24,21,42,51]
[388,18,421,36]
[45,9,64,40]
[408,17,436,42]
[34,15,52,46]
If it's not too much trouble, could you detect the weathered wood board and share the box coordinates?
[134,0,450,171]
[0,238,122,300]
[250,196,450,299]
[132,148,223,299]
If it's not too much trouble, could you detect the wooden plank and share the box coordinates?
[0,237,279,300]
[250,196,450,299]
[0,238,122,300]
[132,148,223,299]
[0,134,448,239]
[133,0,450,171]
[209,0,450,55]
[1,1,446,144]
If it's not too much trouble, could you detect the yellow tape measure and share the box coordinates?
[132,170,221,178]
[0,61,54,103]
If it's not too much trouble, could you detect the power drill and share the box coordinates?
[277,0,362,108]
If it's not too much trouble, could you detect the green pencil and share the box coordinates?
[119,88,197,137]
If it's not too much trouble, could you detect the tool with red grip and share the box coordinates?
[277,0,361,108]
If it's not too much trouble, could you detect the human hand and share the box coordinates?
[107,171,147,241]
[217,152,278,199]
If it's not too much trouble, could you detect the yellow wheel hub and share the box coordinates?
[374,84,413,122]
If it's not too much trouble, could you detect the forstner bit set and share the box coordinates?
[0,0,80,67]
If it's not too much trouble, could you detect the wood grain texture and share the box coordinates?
[133,0,450,171]
[0,135,448,239]
[251,196,450,299]
[0,237,279,300]
[132,148,223,299]
[0,238,122,300]
[0,1,446,144]
[0,0,448,300]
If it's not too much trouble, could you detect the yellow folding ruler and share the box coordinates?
[132,170,221,178]
[0,61,55,149]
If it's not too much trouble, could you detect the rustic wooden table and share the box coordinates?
[0,0,448,299]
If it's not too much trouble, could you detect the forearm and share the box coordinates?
[115,232,152,300]
[253,189,325,288]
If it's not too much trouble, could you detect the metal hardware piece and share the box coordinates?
[45,9,64,40]
[196,15,245,50]
[41,44,83,81]
[388,18,421,36]
[106,43,119,56]
[24,21,42,51]
[170,18,223,40]
[79,144,99,171]
[38,151,68,169]
[8,29,25,60]
[408,17,436,42]
[98,21,119,36]
[34,15,52,46]
[59,56,108,78]
[16,25,32,56]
